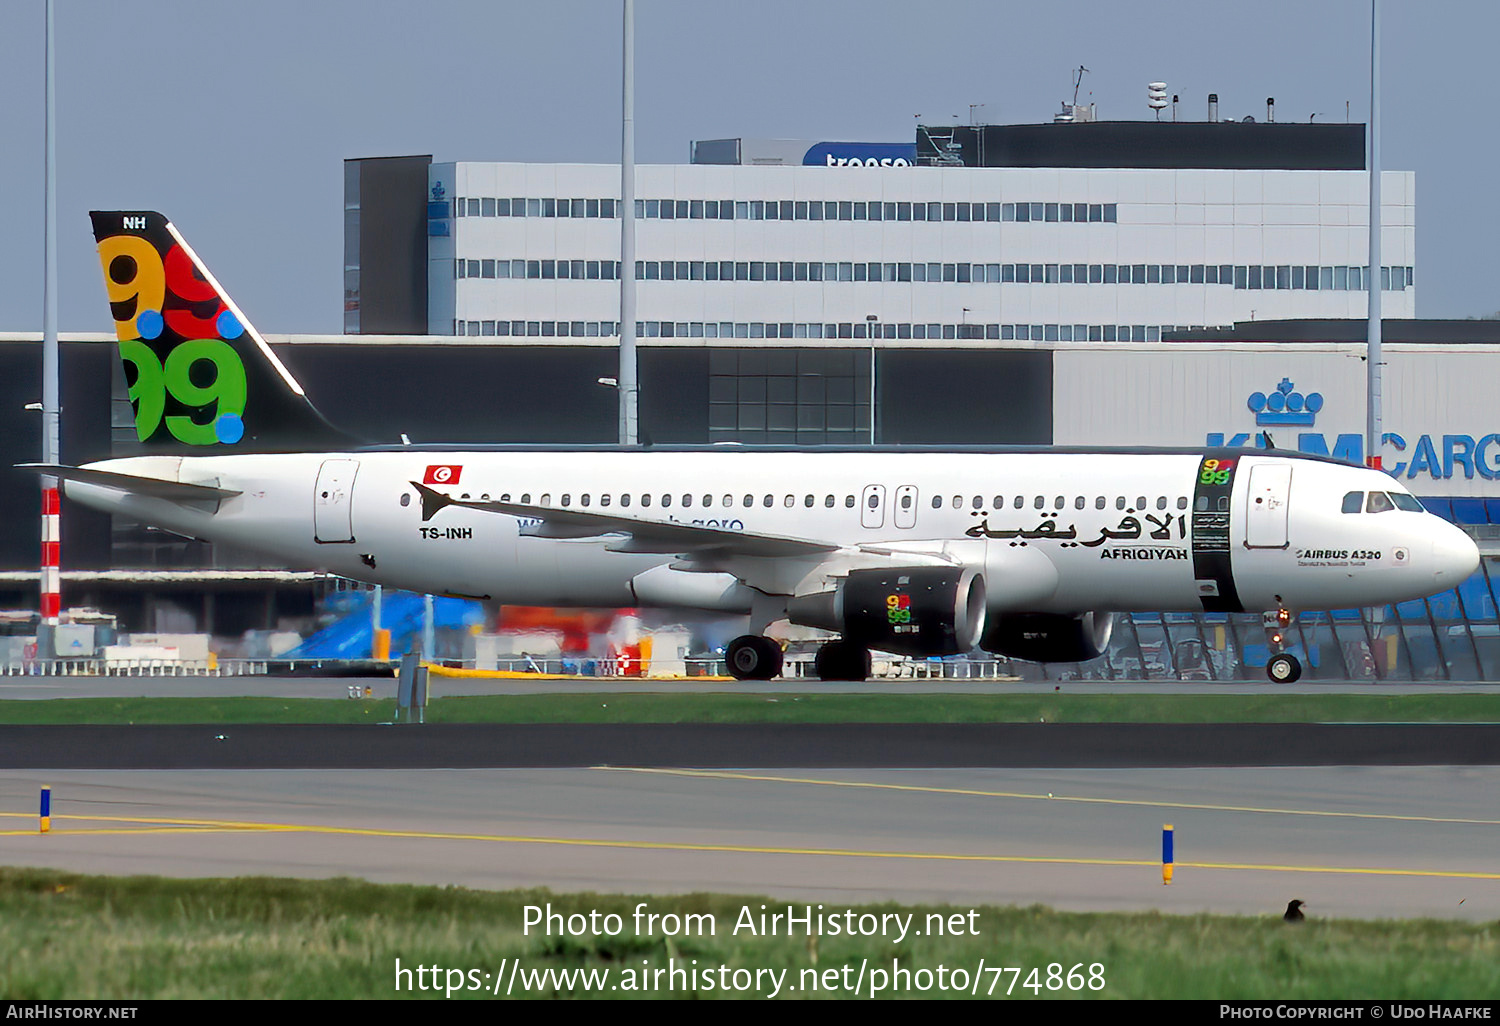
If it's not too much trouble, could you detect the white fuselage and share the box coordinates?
[67,448,1478,618]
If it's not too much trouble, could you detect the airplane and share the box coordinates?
[21,210,1481,683]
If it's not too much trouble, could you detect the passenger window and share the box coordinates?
[764,495,774,507]
[1367,491,1395,514]
[1136,496,1147,510]
[641,494,651,506]
[1013,496,1024,509]
[869,494,881,509]
[1341,491,1364,514]
[620,494,630,507]
[845,495,855,508]
[723,495,733,507]
[952,495,962,509]
[993,496,1003,509]
[661,494,672,507]
[1195,496,1209,511]
[1392,493,1423,512]
[521,493,531,504]
[1177,497,1188,509]
[1034,496,1045,509]
[805,495,816,507]
[744,495,754,507]
[1095,497,1106,509]
[825,495,835,508]
[900,495,911,509]
[499,493,510,502]
[1156,497,1167,510]
[680,495,691,507]
[703,495,712,507]
[400,493,411,507]
[784,495,795,508]
[1116,497,1126,510]
[972,496,983,509]
[600,494,610,506]
[1074,496,1086,510]
[540,493,551,505]
[931,495,942,509]
[561,494,571,507]
[580,494,590,507]
[1053,496,1064,509]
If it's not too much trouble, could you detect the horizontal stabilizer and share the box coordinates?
[410,481,834,558]
[17,463,241,503]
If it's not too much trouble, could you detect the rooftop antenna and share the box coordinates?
[1148,82,1168,120]
[1072,65,1088,106]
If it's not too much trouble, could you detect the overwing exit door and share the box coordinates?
[314,458,359,543]
[860,484,886,529]
[1244,463,1291,548]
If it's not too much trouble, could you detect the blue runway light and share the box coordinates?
[1162,824,1174,885]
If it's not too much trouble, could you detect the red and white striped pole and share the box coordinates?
[40,483,61,627]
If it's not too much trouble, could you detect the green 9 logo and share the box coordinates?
[121,339,248,445]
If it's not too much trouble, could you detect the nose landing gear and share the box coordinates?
[1264,600,1301,683]
[1266,651,1302,683]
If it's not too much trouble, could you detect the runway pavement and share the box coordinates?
[0,766,1495,921]
[4,722,1500,769]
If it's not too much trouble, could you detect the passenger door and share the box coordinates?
[314,458,359,543]
[1244,463,1291,548]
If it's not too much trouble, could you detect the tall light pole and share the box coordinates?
[40,0,61,654]
[618,0,639,446]
[1366,0,1382,470]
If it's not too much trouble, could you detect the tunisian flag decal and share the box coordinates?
[422,465,463,485]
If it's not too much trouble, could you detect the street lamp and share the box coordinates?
[865,314,878,444]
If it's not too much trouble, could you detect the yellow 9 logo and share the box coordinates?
[98,235,166,342]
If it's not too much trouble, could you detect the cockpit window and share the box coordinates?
[1366,491,1395,514]
[1391,493,1424,512]
[1341,491,1363,514]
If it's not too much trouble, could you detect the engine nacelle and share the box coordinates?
[981,611,1114,663]
[788,566,986,657]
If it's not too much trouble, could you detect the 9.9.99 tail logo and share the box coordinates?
[98,228,248,445]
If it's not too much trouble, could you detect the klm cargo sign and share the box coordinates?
[1206,378,1500,481]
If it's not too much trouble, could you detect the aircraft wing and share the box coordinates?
[17,463,242,503]
[412,481,835,558]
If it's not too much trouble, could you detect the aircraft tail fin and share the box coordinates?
[89,211,361,453]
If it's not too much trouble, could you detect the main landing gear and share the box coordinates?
[725,635,783,681]
[1264,599,1301,683]
[814,640,872,682]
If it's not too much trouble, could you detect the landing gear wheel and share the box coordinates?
[1266,653,1302,683]
[814,640,873,682]
[726,635,783,680]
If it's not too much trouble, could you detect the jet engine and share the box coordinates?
[981,611,1114,663]
[788,566,986,657]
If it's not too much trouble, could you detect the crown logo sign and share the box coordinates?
[1247,378,1322,427]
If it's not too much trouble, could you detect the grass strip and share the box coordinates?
[2,692,1500,725]
[0,868,1494,999]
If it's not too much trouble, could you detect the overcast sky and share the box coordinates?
[0,0,1492,334]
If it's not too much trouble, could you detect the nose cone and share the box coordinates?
[1432,522,1481,588]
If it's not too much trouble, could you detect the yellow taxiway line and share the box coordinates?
[2,810,1498,880]
[595,766,1500,828]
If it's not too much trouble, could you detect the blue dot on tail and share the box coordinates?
[214,413,245,444]
[216,310,244,339]
[136,309,164,339]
